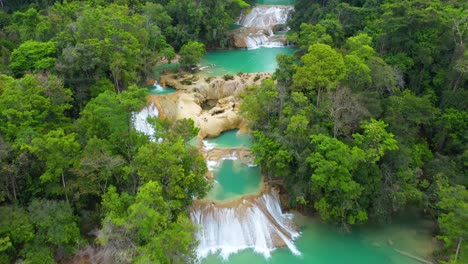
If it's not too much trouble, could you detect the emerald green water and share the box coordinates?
[202,212,436,264]
[203,129,253,149]
[197,16,436,263]
[154,63,179,79]
[205,160,262,201]
[200,47,296,76]
[148,85,176,95]
[257,0,296,5]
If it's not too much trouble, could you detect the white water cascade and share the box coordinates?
[191,190,300,260]
[237,6,294,28]
[152,81,165,93]
[132,102,159,140]
[232,5,294,49]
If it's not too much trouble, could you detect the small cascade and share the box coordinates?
[132,102,159,140]
[149,80,176,95]
[232,5,294,49]
[191,190,300,260]
[153,81,165,92]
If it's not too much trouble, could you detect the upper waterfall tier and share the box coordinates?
[237,6,294,28]
[232,5,294,49]
[191,190,300,260]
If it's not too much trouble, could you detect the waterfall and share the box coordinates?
[232,5,294,49]
[237,6,294,28]
[152,81,165,92]
[132,102,159,140]
[191,190,300,260]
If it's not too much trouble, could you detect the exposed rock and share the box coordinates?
[202,147,255,167]
[151,73,271,141]
[160,72,272,101]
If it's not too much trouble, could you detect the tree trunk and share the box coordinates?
[317,87,321,107]
[62,171,69,203]
[455,237,463,262]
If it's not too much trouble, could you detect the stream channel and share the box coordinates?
[143,0,438,263]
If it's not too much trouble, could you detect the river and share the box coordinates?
[143,1,438,263]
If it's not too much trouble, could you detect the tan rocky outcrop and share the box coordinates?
[160,72,271,100]
[151,72,271,139]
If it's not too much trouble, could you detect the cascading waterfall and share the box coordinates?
[152,81,165,92]
[191,190,300,260]
[237,6,294,27]
[232,5,294,49]
[132,102,159,140]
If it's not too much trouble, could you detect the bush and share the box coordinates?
[253,74,261,82]
[223,74,234,81]
[181,79,192,85]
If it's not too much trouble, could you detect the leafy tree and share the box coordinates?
[292,43,346,105]
[240,79,280,130]
[29,129,80,202]
[288,23,333,53]
[436,176,468,263]
[100,181,198,263]
[134,138,208,211]
[27,199,82,257]
[353,119,399,163]
[344,54,371,91]
[0,206,34,262]
[308,134,367,227]
[383,90,439,142]
[9,40,57,77]
[0,74,72,148]
[179,41,205,68]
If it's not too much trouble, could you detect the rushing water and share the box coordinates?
[192,191,300,260]
[200,47,295,76]
[132,102,159,140]
[190,2,436,263]
[148,82,176,95]
[237,5,293,28]
[200,211,436,264]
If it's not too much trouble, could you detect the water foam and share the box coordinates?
[235,5,294,49]
[132,102,159,140]
[191,190,300,260]
[237,6,294,28]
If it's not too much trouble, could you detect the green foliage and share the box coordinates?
[27,199,82,254]
[0,206,34,260]
[436,176,468,263]
[0,74,72,148]
[353,119,399,163]
[0,200,81,263]
[223,74,234,81]
[179,41,206,67]
[288,23,333,52]
[9,40,57,77]
[100,181,198,263]
[293,43,345,104]
[134,138,208,211]
[383,90,439,141]
[344,54,371,91]
[308,134,367,226]
[240,79,280,130]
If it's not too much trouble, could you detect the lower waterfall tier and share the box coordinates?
[190,190,300,260]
